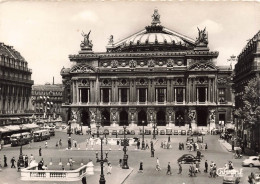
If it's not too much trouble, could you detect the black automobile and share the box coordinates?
[160,130,165,135]
[177,154,201,164]
[130,130,135,135]
[192,130,202,136]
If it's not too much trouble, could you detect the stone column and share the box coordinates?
[119,88,121,104]
[137,88,139,104]
[174,88,177,103]
[100,89,103,104]
[183,88,185,104]
[87,89,90,103]
[127,88,130,104]
[145,88,148,104]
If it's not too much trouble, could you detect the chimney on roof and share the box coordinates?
[53,76,54,85]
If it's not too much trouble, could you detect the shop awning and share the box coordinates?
[23,123,39,129]
[0,127,9,133]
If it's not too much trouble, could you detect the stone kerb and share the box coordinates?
[20,163,94,181]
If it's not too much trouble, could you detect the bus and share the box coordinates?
[10,132,32,147]
[43,127,55,136]
[33,130,50,142]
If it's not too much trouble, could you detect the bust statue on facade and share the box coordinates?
[108,35,114,44]
[81,30,93,50]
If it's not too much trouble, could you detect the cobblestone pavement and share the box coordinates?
[0,131,258,184]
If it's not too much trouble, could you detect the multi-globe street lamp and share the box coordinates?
[96,135,106,184]
[18,124,24,167]
[122,125,129,169]
[141,120,145,150]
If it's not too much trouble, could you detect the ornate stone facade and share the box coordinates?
[61,10,233,131]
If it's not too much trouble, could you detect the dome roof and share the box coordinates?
[124,31,186,46]
[106,10,195,52]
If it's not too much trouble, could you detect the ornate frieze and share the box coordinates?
[217,78,227,85]
[129,59,137,69]
[118,79,129,86]
[189,62,217,71]
[174,78,185,85]
[155,78,166,85]
[136,78,148,85]
[111,60,118,68]
[100,79,112,87]
[167,59,174,67]
[148,59,155,68]
[78,79,90,86]
[70,64,96,73]
[196,77,208,84]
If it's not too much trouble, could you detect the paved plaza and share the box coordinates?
[0,131,258,184]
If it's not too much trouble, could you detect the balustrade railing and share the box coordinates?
[21,163,94,181]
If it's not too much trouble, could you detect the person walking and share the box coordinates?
[45,141,48,148]
[138,161,143,173]
[24,155,28,168]
[146,140,149,149]
[151,148,155,157]
[81,176,87,184]
[39,146,42,156]
[204,160,208,173]
[4,155,7,167]
[178,163,182,174]
[107,162,112,175]
[156,158,161,171]
[166,162,172,175]
[195,162,200,173]
[11,157,16,168]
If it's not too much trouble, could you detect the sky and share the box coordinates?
[0,1,260,85]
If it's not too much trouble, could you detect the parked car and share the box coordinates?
[118,130,124,135]
[166,128,172,135]
[223,172,241,184]
[130,130,135,135]
[160,130,165,135]
[173,130,179,135]
[145,129,151,135]
[242,156,260,167]
[112,130,117,135]
[181,130,186,135]
[178,130,182,135]
[192,130,202,136]
[139,129,144,135]
[126,129,130,135]
[152,129,159,135]
[187,130,192,135]
[104,129,110,135]
[177,154,201,164]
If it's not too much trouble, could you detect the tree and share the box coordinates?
[234,78,260,129]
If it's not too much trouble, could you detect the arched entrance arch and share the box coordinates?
[101,109,110,126]
[157,110,166,126]
[175,110,185,127]
[119,110,128,126]
[138,110,147,126]
[197,108,208,126]
[81,110,90,127]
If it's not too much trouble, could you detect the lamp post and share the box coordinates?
[141,120,145,150]
[96,123,100,138]
[67,121,72,149]
[18,124,24,167]
[122,125,129,169]
[152,122,157,140]
[80,122,83,133]
[96,135,106,184]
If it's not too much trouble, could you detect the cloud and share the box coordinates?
[70,10,99,22]
[192,19,223,35]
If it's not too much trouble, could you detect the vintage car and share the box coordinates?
[103,129,110,135]
[173,130,179,135]
[145,129,151,135]
[118,130,124,135]
[223,172,241,184]
[177,154,201,164]
[111,130,117,135]
[242,156,260,167]
[160,130,165,135]
[130,130,135,135]
[181,130,186,135]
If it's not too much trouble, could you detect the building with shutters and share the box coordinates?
[61,10,233,131]
[0,42,34,126]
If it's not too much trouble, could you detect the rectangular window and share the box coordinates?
[102,88,109,103]
[139,88,146,102]
[81,88,88,103]
[157,88,166,102]
[219,88,226,103]
[198,87,206,102]
[120,88,128,103]
[176,88,183,102]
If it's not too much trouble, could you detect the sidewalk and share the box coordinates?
[218,139,240,152]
